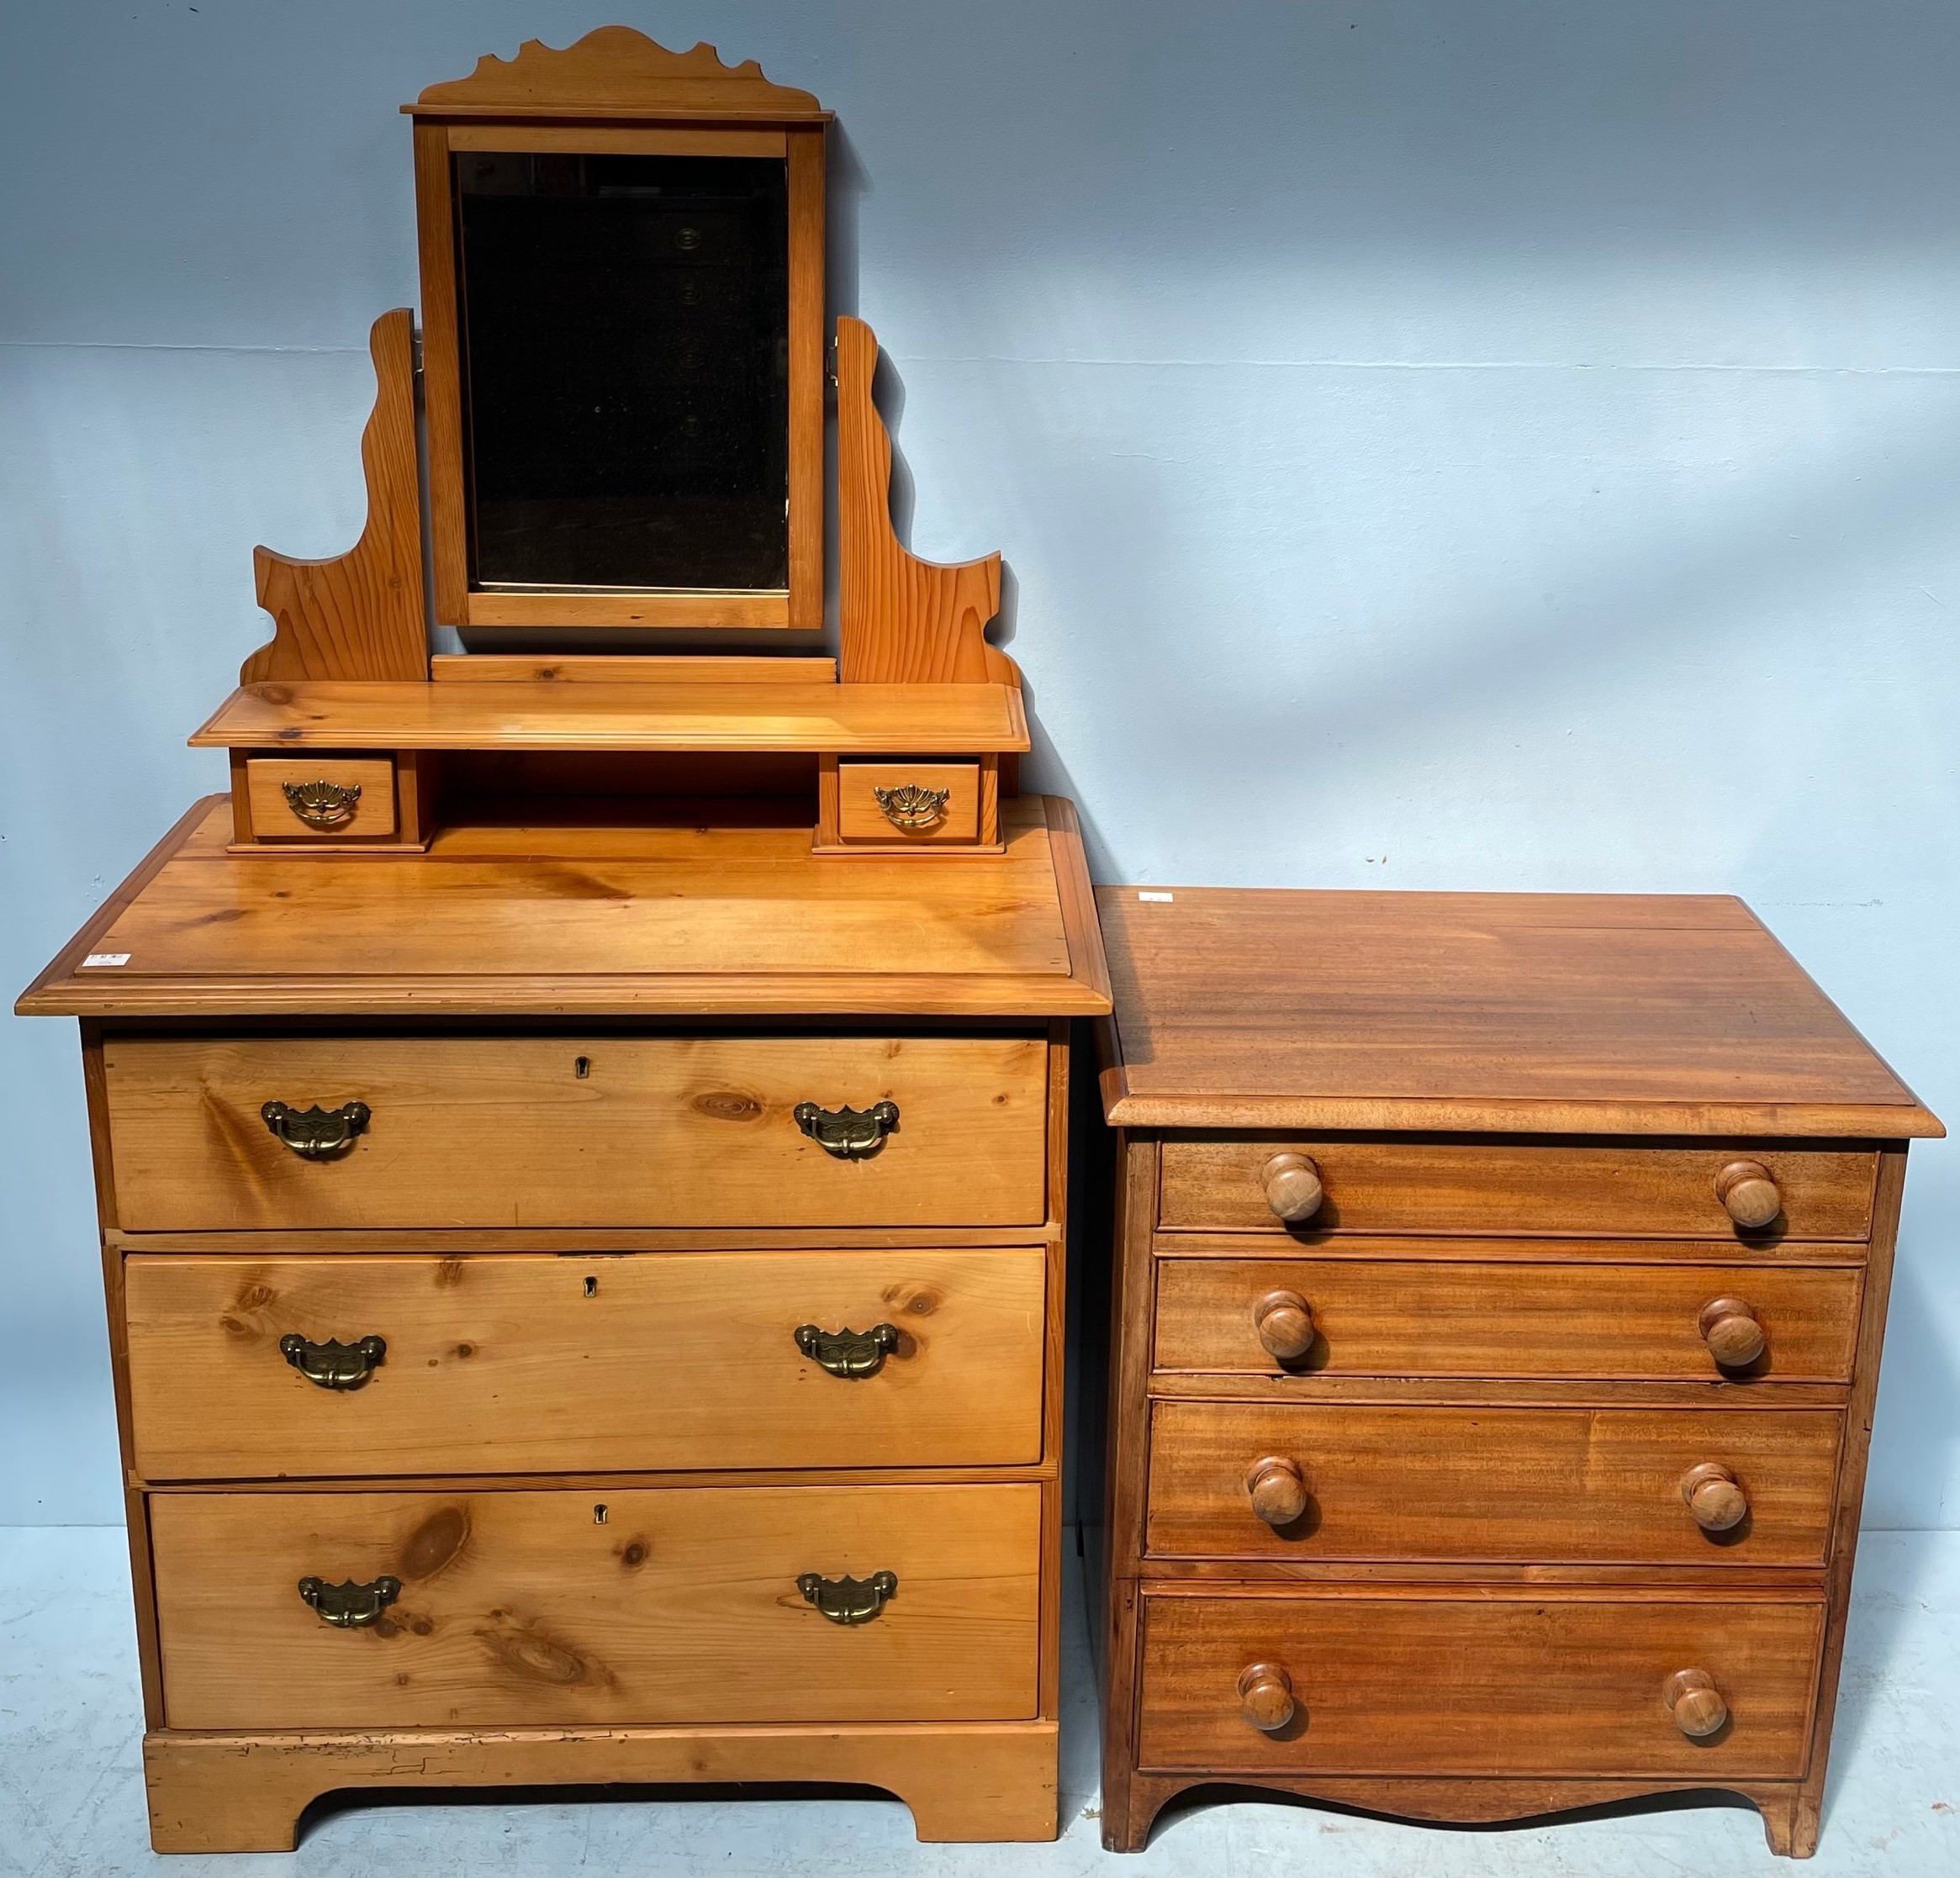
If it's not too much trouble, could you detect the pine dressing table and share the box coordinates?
[18,29,1109,1852]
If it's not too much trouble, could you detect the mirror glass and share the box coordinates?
[454,150,790,593]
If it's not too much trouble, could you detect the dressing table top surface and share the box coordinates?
[19,797,1109,1021]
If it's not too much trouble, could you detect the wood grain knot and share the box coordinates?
[398,1505,470,1581]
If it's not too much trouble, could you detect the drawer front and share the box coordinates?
[1146,1402,1841,1565]
[1153,1257,1862,1383]
[104,1034,1048,1231]
[126,1249,1047,1480]
[1159,1139,1875,1240]
[152,1483,1041,1730]
[1138,1590,1822,1778]
[246,757,397,840]
[838,762,983,844]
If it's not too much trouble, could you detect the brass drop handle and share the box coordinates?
[262,1100,372,1160]
[1699,1297,1767,1369]
[795,1322,900,1378]
[297,1574,401,1627]
[1262,1153,1323,1223]
[1665,1667,1730,1738]
[1238,1661,1296,1732]
[1253,1290,1316,1362]
[281,778,362,828]
[281,1332,387,1390]
[1680,1461,1750,1532]
[874,783,951,831]
[1715,1160,1782,1229]
[1245,1454,1309,1527]
[793,1100,900,1159]
[798,1569,898,1626]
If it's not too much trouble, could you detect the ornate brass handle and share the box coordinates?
[795,1322,901,1378]
[280,1332,387,1390]
[297,1574,401,1627]
[262,1100,372,1159]
[793,1100,900,1159]
[282,778,362,829]
[798,1569,898,1625]
[873,783,950,830]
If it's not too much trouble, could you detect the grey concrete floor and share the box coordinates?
[2,1527,1955,1876]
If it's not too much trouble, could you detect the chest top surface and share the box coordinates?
[1096,886,1937,1138]
[17,797,1109,1021]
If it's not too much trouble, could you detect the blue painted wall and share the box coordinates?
[4,1,1957,1523]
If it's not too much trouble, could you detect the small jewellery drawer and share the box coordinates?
[838,762,983,844]
[125,1249,1047,1480]
[1146,1402,1841,1566]
[103,1033,1049,1231]
[1157,1139,1876,1240]
[245,757,398,840]
[1153,1256,1862,1382]
[151,1482,1042,1731]
[1137,1589,1823,1778]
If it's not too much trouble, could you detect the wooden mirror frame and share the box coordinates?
[406,29,829,633]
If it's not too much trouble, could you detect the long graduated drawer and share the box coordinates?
[1147,1401,1841,1566]
[126,1249,1047,1479]
[102,1033,1049,1230]
[1152,1254,1862,1382]
[1138,1589,1824,1779]
[152,1482,1043,1731]
[1158,1140,1877,1239]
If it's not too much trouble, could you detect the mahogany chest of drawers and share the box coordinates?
[1090,886,1939,1858]
[18,794,1110,1851]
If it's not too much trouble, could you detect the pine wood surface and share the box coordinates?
[151,1483,1039,1731]
[1151,1256,1862,1383]
[143,1720,1059,1852]
[102,1033,1048,1232]
[837,762,983,844]
[1158,1139,1879,1239]
[407,29,831,122]
[1097,888,1939,1138]
[15,796,1112,1019]
[125,1248,1045,1480]
[1144,1402,1840,1567]
[1134,1588,1823,1780]
[836,316,1014,686]
[785,127,827,628]
[431,655,839,684]
[412,116,468,627]
[189,679,1030,753]
[243,757,398,840]
[240,310,428,685]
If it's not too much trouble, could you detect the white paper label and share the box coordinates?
[1138,891,1175,903]
[82,953,132,968]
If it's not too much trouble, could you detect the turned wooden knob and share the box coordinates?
[1253,1290,1316,1361]
[1665,1668,1729,1738]
[1238,1661,1295,1732]
[1245,1454,1308,1527]
[1262,1153,1324,1223]
[1680,1461,1750,1532]
[1715,1160,1782,1230]
[1698,1296,1766,1368]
